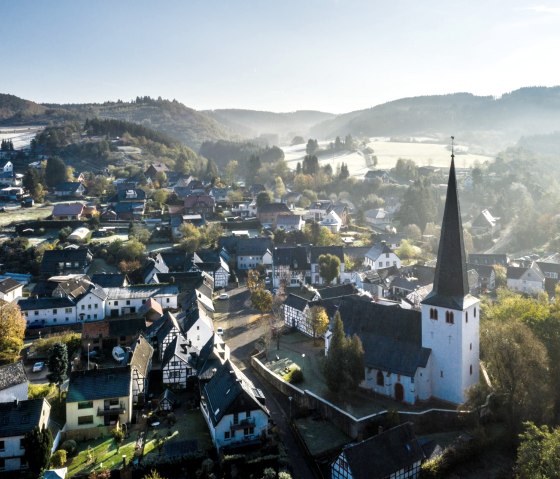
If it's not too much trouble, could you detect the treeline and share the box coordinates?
[199,140,284,169]
[85,118,178,148]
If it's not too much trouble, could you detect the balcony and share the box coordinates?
[97,403,126,416]
[230,416,255,430]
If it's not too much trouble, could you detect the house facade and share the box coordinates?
[507,262,545,295]
[365,243,402,271]
[0,278,23,303]
[103,285,179,317]
[0,362,28,403]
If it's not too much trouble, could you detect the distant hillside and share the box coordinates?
[311,87,560,152]
[0,93,81,124]
[204,109,335,142]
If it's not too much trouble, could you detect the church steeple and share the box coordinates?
[423,137,469,309]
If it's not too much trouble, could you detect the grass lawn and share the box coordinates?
[0,203,52,227]
[148,409,213,453]
[295,416,351,456]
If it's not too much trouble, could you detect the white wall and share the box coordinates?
[76,292,106,321]
[22,305,77,327]
[0,285,23,303]
[66,395,132,430]
[0,382,28,403]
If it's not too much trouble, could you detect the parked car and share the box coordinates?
[32,361,45,372]
[216,327,224,336]
[112,346,126,363]
[218,292,229,300]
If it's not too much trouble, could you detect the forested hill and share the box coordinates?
[204,109,335,141]
[310,86,560,151]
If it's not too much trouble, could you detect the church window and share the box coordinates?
[440,370,444,378]
[465,311,468,323]
[474,307,477,317]
[470,342,472,350]
[445,311,454,324]
[470,365,473,375]
[376,371,384,386]
[430,308,438,320]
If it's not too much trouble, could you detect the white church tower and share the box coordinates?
[421,145,480,405]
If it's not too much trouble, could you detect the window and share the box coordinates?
[66,318,69,321]
[78,401,93,409]
[53,309,57,314]
[430,308,438,320]
[65,308,72,313]
[81,305,85,310]
[385,253,390,258]
[109,399,119,406]
[224,431,230,439]
[445,311,454,324]
[19,438,24,449]
[233,413,239,425]
[378,262,382,267]
[0,440,4,450]
[88,304,91,309]
[246,410,251,418]
[474,307,477,317]
[126,300,130,306]
[470,342,472,350]
[244,427,254,436]
[78,415,94,425]
[34,311,39,316]
[114,301,119,306]
[166,298,170,303]
[470,365,473,375]
[466,311,468,323]
[0,457,4,470]
[376,370,384,386]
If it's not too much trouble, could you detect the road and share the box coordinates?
[215,286,318,479]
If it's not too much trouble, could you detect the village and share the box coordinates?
[0,127,557,479]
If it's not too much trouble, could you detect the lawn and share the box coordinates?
[0,203,53,227]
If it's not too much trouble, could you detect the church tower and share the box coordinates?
[421,143,480,404]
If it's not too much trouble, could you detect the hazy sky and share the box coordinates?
[3,0,560,113]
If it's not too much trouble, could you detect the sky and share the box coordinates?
[3,0,560,113]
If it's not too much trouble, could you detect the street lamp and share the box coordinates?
[301,353,305,373]
[288,396,293,420]
[122,454,126,469]
[87,343,90,371]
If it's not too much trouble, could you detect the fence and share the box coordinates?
[251,353,471,440]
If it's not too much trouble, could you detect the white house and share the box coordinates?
[73,283,108,322]
[0,278,23,303]
[276,214,305,232]
[309,246,345,285]
[181,305,214,351]
[19,297,77,327]
[200,360,269,452]
[0,362,28,403]
[66,367,132,430]
[146,311,182,361]
[162,336,197,390]
[320,210,343,233]
[306,200,332,222]
[365,208,393,228]
[507,262,545,295]
[0,398,51,472]
[364,243,401,271]
[103,285,179,318]
[236,238,273,271]
[272,246,311,288]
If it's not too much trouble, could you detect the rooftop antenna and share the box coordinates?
[451,136,455,160]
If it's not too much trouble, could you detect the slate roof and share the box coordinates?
[237,237,273,256]
[201,360,268,427]
[423,158,471,310]
[317,284,357,300]
[108,317,148,337]
[162,336,190,368]
[18,296,75,311]
[340,422,425,479]
[284,294,309,312]
[0,361,27,390]
[55,182,83,193]
[52,202,84,217]
[0,398,48,437]
[67,367,131,402]
[0,277,22,294]
[324,295,430,377]
[366,242,394,260]
[468,253,509,266]
[159,251,188,271]
[104,285,178,300]
[90,273,129,288]
[184,194,215,208]
[258,202,291,214]
[273,246,309,268]
[466,263,495,278]
[41,248,92,275]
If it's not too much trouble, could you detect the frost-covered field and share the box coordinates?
[0,126,43,149]
[282,138,493,178]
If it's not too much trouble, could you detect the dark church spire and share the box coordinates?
[423,137,469,309]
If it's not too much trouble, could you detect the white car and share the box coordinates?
[32,361,45,372]
[218,293,229,300]
[216,327,224,336]
[112,346,126,363]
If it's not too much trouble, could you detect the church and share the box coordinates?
[324,154,479,405]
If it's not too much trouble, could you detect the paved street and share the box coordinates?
[215,286,317,479]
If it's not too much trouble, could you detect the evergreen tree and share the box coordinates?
[302,155,319,175]
[324,312,346,393]
[256,191,272,208]
[346,335,365,389]
[306,139,319,155]
[45,156,67,187]
[22,426,52,474]
[339,162,350,180]
[47,343,68,396]
[344,134,354,150]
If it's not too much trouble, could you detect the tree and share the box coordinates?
[302,155,319,175]
[143,470,166,479]
[112,425,125,453]
[47,343,68,396]
[306,139,319,155]
[256,191,272,208]
[45,156,67,187]
[0,302,26,364]
[130,223,151,244]
[152,189,169,208]
[307,306,329,345]
[274,228,287,245]
[22,425,52,474]
[23,168,45,201]
[318,254,341,285]
[339,162,349,180]
[516,422,560,479]
[324,312,346,393]
[50,449,67,468]
[251,288,273,317]
[274,176,286,198]
[345,335,365,389]
[344,134,354,150]
[247,269,264,292]
[116,239,146,262]
[224,160,239,184]
[179,223,202,252]
[481,320,552,432]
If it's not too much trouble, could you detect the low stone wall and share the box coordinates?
[251,353,472,441]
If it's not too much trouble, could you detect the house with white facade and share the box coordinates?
[320,210,343,233]
[19,297,77,327]
[331,422,425,479]
[103,285,178,318]
[146,311,182,361]
[0,278,23,303]
[507,262,545,295]
[200,360,269,452]
[276,214,305,232]
[0,398,51,472]
[0,362,28,403]
[162,336,197,390]
[272,246,311,288]
[306,200,332,222]
[309,246,345,285]
[365,242,402,271]
[66,367,132,430]
[236,238,273,271]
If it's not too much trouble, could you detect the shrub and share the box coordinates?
[287,368,304,384]
[50,449,67,468]
[61,439,77,455]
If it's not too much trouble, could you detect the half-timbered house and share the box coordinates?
[127,336,153,406]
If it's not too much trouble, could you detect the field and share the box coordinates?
[0,203,52,228]
[0,126,43,149]
[282,138,493,178]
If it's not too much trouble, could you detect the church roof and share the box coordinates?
[422,155,470,310]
